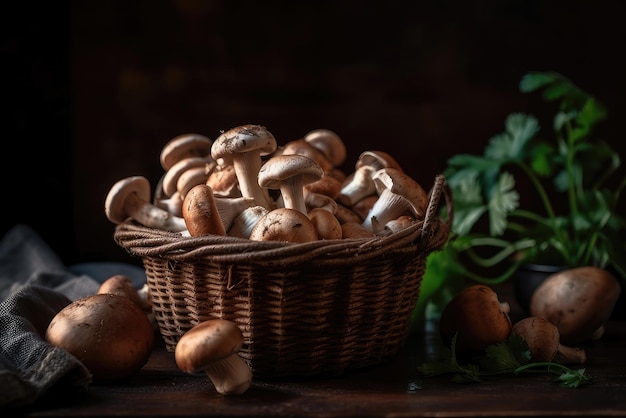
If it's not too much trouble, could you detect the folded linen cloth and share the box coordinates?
[0,224,146,408]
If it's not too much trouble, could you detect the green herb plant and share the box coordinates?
[411,71,626,330]
[417,333,592,388]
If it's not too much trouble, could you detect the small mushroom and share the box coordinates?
[162,156,215,197]
[206,162,241,198]
[439,284,512,359]
[46,293,155,380]
[97,274,151,312]
[182,184,226,236]
[308,207,342,240]
[257,154,324,215]
[211,125,277,210]
[355,150,403,172]
[302,128,347,168]
[337,165,378,207]
[275,138,334,173]
[529,266,621,345]
[177,164,214,199]
[174,319,252,395]
[249,207,318,243]
[361,168,428,233]
[105,176,188,232]
[511,317,586,364]
[160,133,213,171]
[383,215,416,234]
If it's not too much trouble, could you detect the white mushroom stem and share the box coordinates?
[213,196,256,232]
[257,155,324,216]
[362,190,413,233]
[105,176,188,232]
[202,354,253,396]
[338,165,377,206]
[228,206,269,239]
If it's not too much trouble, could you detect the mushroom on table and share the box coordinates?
[175,319,252,396]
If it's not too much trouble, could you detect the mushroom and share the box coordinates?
[249,207,318,243]
[211,125,277,210]
[302,128,347,168]
[105,176,188,232]
[334,203,363,224]
[511,317,586,364]
[206,162,241,198]
[304,175,343,200]
[438,284,512,359]
[257,154,324,215]
[361,168,428,233]
[177,164,214,199]
[162,156,215,197]
[174,319,252,396]
[350,195,378,221]
[308,207,342,240]
[304,191,338,214]
[274,138,334,173]
[337,165,378,207]
[182,184,226,236]
[160,133,213,171]
[383,215,416,234]
[529,266,621,345]
[45,293,155,380]
[355,150,403,172]
[97,274,151,312]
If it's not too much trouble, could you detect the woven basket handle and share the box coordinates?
[421,174,453,244]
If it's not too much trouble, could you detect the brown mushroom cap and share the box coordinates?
[303,128,347,168]
[355,150,403,172]
[529,266,621,345]
[511,316,586,364]
[97,274,151,311]
[175,319,245,373]
[162,156,215,197]
[174,319,252,395]
[160,133,213,171]
[258,154,324,214]
[182,184,226,236]
[249,207,318,243]
[46,293,155,380]
[211,125,277,209]
[439,284,512,356]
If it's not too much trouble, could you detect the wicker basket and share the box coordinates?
[113,174,451,378]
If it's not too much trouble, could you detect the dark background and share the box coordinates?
[4,0,625,266]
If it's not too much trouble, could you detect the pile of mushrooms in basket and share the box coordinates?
[67,124,429,394]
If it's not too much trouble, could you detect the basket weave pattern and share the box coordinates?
[114,175,450,377]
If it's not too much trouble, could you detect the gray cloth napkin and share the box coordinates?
[0,224,145,408]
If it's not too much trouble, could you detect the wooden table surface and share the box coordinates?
[16,283,626,417]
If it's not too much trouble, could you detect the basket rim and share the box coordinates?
[113,174,452,265]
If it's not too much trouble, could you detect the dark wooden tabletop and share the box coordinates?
[16,283,626,417]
